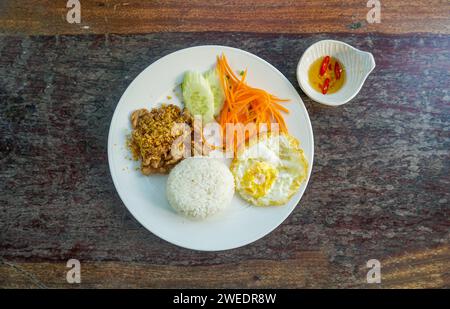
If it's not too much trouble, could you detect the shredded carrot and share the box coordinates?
[216,54,289,153]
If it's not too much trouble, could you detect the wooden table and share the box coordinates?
[0,0,449,288]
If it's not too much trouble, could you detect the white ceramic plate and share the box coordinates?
[108,46,314,251]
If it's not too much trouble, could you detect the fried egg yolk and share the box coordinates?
[241,161,278,198]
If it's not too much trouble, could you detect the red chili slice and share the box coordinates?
[334,61,342,80]
[320,56,330,76]
[322,78,330,94]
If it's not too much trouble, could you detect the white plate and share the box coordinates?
[108,46,314,251]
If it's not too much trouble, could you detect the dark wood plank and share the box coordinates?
[0,32,449,288]
[0,0,449,35]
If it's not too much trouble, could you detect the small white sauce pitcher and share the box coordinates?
[297,39,376,106]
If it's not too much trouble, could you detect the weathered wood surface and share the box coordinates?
[1,246,449,288]
[0,33,449,288]
[0,0,449,35]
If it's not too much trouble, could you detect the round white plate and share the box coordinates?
[108,45,314,251]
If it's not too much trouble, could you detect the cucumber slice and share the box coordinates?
[204,68,225,116]
[182,71,215,123]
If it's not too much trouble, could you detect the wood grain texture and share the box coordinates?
[1,245,449,288]
[0,32,449,288]
[0,0,449,35]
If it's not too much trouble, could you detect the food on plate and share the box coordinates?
[181,68,225,122]
[182,71,215,123]
[216,55,290,152]
[127,53,305,217]
[166,157,235,219]
[128,104,207,175]
[203,67,225,116]
[308,55,345,94]
[231,133,308,206]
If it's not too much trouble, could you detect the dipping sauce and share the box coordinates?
[308,56,345,94]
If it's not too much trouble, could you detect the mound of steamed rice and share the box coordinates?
[166,157,235,219]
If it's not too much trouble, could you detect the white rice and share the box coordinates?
[166,157,235,219]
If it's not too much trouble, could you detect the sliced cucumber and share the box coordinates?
[182,71,215,123]
[203,68,225,116]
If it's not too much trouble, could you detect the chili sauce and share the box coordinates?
[308,56,346,94]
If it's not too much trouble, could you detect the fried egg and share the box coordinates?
[231,133,308,206]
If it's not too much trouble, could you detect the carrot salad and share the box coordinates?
[216,54,289,152]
